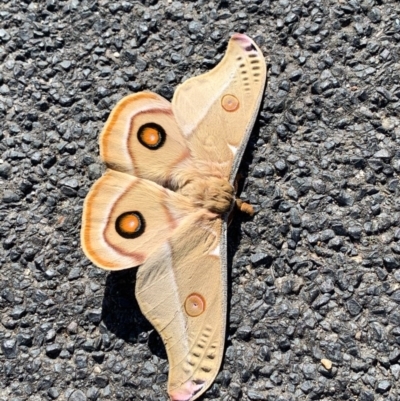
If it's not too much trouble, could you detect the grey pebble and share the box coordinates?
[94,375,108,388]
[48,388,60,399]
[346,299,362,316]
[88,163,102,180]
[374,148,392,158]
[85,309,102,324]
[368,7,382,23]
[359,390,374,401]
[0,162,11,178]
[250,252,271,267]
[59,177,79,188]
[376,379,392,393]
[1,339,18,359]
[2,190,20,203]
[188,21,202,34]
[67,321,78,334]
[68,390,87,401]
[236,325,252,341]
[46,344,61,358]
[247,389,267,400]
[274,159,287,172]
[142,361,156,376]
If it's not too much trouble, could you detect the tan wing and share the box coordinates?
[172,34,266,181]
[100,92,190,187]
[135,212,227,401]
[81,169,195,270]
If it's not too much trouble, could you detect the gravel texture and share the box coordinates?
[1,0,400,400]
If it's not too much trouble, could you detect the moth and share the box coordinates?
[81,34,266,401]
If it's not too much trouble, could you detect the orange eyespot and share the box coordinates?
[115,211,145,239]
[141,127,159,146]
[221,94,239,112]
[137,123,166,149]
[184,293,206,317]
[120,214,139,232]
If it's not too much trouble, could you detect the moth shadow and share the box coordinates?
[101,269,167,360]
[226,206,252,305]
[227,118,261,254]
[225,121,262,328]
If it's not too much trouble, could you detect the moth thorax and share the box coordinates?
[180,177,234,214]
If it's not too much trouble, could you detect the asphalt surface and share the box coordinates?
[1,0,400,400]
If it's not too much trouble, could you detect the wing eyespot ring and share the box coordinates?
[137,123,166,150]
[221,94,240,112]
[185,293,206,317]
[115,211,145,239]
